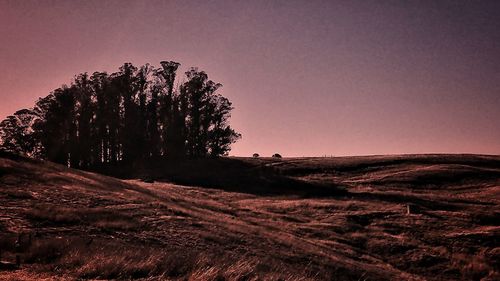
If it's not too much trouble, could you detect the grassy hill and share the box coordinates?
[0,153,499,280]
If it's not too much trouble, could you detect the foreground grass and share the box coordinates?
[1,235,317,280]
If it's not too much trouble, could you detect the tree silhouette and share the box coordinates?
[0,109,38,156]
[156,61,181,158]
[0,60,241,169]
[91,71,110,165]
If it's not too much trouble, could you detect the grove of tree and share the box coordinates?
[0,61,241,169]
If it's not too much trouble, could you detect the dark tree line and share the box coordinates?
[0,61,241,168]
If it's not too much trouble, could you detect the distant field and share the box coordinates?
[0,154,499,280]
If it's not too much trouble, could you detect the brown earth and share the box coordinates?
[0,153,499,280]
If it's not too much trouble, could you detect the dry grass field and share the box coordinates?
[0,153,499,280]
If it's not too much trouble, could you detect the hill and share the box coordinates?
[0,153,499,280]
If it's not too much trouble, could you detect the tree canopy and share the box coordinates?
[0,61,241,168]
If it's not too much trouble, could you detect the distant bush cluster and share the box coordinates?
[0,61,240,168]
[252,153,282,158]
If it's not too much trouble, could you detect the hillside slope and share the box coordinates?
[0,154,499,280]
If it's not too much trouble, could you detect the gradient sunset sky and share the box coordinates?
[1,0,499,156]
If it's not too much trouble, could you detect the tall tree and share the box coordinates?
[107,73,123,164]
[207,95,241,156]
[33,87,76,165]
[116,63,139,163]
[183,68,207,157]
[91,71,110,164]
[136,64,152,160]
[0,109,39,156]
[73,74,94,168]
[155,61,181,157]
[147,77,162,159]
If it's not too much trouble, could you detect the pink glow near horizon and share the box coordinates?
[1,1,499,156]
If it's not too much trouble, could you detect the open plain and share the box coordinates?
[1,153,499,280]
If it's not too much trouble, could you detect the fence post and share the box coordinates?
[15,232,21,268]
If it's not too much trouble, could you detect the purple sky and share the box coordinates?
[1,0,499,156]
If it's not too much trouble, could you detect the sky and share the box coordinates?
[0,0,499,156]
